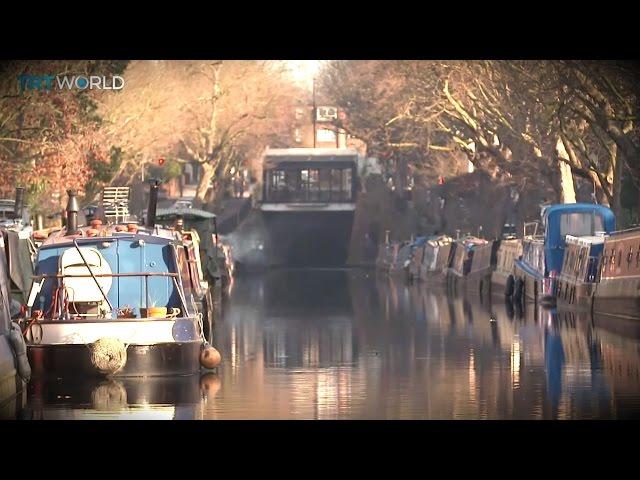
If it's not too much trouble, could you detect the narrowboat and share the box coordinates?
[389,237,426,282]
[0,232,30,418]
[388,241,412,279]
[408,242,425,282]
[465,239,501,296]
[376,240,402,273]
[446,236,489,293]
[154,207,218,323]
[491,238,523,297]
[593,227,640,320]
[0,187,37,305]
[410,235,453,283]
[555,234,604,312]
[20,184,215,378]
[513,203,615,306]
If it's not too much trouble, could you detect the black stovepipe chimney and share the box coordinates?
[146,179,160,228]
[66,189,79,235]
[13,187,25,220]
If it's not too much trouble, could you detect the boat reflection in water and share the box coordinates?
[209,269,640,419]
[21,373,219,420]
[20,269,640,419]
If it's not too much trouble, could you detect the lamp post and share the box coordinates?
[312,75,317,148]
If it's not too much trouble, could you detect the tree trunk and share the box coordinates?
[195,162,215,207]
[558,161,577,203]
[556,137,577,203]
[608,143,623,222]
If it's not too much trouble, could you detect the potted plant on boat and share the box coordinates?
[116,305,136,319]
[140,297,167,318]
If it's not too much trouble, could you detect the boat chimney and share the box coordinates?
[13,187,25,221]
[66,189,79,235]
[146,179,160,228]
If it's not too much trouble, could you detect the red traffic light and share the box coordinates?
[158,157,165,166]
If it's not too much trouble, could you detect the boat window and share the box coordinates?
[560,212,604,237]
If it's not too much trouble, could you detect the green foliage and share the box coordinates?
[163,159,183,180]
[148,158,183,182]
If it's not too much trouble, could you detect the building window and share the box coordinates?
[316,128,336,143]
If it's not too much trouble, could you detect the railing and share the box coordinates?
[523,221,541,238]
[609,225,640,235]
[522,238,545,275]
[33,271,189,320]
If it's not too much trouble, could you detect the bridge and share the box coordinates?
[234,148,360,268]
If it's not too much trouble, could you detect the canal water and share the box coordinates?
[18,269,640,419]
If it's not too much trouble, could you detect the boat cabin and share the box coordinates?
[515,203,615,304]
[539,203,615,276]
[30,229,196,322]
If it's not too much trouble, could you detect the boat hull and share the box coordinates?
[513,262,544,304]
[28,341,202,378]
[556,280,595,313]
[593,277,640,320]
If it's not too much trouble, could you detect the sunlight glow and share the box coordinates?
[285,60,325,90]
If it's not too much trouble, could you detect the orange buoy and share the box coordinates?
[200,345,221,369]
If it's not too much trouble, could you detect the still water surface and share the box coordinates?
[19,269,640,419]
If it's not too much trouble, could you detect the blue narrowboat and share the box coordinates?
[513,203,615,305]
[21,185,216,378]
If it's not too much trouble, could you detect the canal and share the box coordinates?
[18,269,640,419]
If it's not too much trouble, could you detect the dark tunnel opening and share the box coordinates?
[263,212,354,267]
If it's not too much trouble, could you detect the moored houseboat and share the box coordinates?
[446,236,489,293]
[0,232,30,418]
[420,235,456,283]
[375,240,402,273]
[0,188,37,306]
[20,184,216,378]
[593,227,640,320]
[491,238,523,297]
[513,203,615,306]
[555,235,604,312]
[465,239,501,296]
[389,237,425,282]
[409,243,425,282]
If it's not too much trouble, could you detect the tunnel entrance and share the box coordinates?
[263,211,354,267]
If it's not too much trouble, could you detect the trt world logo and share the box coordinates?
[18,74,125,93]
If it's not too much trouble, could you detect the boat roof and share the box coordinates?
[39,223,180,248]
[155,207,216,220]
[543,202,614,219]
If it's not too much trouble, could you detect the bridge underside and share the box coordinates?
[262,211,355,267]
